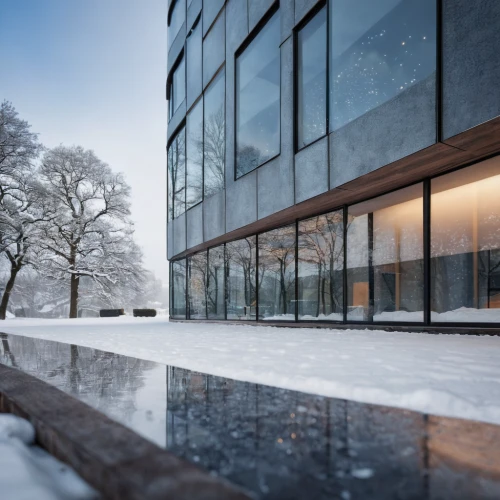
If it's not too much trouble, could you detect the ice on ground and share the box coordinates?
[2,317,500,425]
[0,414,98,500]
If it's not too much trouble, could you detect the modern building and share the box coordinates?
[167,0,500,331]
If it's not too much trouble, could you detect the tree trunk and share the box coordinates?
[0,264,20,320]
[69,273,79,318]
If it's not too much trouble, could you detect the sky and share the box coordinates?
[0,0,169,283]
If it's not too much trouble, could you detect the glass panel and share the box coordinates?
[236,11,280,177]
[186,98,203,209]
[297,7,327,149]
[168,0,186,48]
[347,184,424,322]
[329,0,436,131]
[297,211,344,321]
[167,128,185,220]
[207,246,225,319]
[186,19,202,105]
[431,158,500,323]
[226,237,257,320]
[203,69,225,198]
[188,252,208,319]
[258,225,296,320]
[172,260,187,319]
[170,58,186,119]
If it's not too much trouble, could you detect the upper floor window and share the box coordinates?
[168,0,186,49]
[169,56,185,120]
[167,127,185,221]
[297,6,327,149]
[203,69,225,198]
[186,98,203,209]
[236,10,281,178]
[329,0,436,131]
[186,16,202,106]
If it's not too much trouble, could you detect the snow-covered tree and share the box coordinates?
[39,145,143,318]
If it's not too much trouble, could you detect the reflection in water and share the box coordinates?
[1,334,500,499]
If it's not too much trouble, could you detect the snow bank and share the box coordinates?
[0,413,98,500]
[2,317,500,425]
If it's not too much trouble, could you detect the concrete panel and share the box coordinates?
[203,190,225,241]
[226,170,257,232]
[295,136,328,204]
[173,213,186,256]
[281,0,294,43]
[203,0,225,36]
[203,10,225,89]
[294,0,321,25]
[248,0,274,32]
[330,74,436,189]
[167,222,174,260]
[167,99,186,144]
[167,24,186,75]
[443,0,500,140]
[187,0,202,32]
[186,203,204,249]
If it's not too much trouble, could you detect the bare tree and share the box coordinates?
[39,145,139,318]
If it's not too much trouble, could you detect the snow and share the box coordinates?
[2,317,500,426]
[0,413,98,500]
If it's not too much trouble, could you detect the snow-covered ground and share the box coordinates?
[2,317,500,426]
[0,413,97,500]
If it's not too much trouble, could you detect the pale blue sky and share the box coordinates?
[0,0,169,282]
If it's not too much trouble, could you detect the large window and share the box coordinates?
[236,10,281,178]
[207,246,225,319]
[298,211,344,320]
[203,69,225,198]
[329,0,436,131]
[226,237,257,320]
[347,184,424,322]
[169,57,186,120]
[258,225,296,320]
[297,6,327,149]
[431,158,500,323]
[171,260,187,319]
[167,127,185,221]
[186,98,203,209]
[188,253,208,319]
[168,0,186,48]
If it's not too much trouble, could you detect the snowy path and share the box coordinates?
[2,317,500,425]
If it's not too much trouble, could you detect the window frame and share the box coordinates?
[168,52,186,122]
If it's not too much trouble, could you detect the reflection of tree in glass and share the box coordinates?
[188,253,209,319]
[207,246,225,318]
[236,144,262,178]
[168,131,185,220]
[203,107,225,198]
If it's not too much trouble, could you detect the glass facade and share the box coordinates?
[226,237,256,320]
[297,7,327,149]
[236,11,281,178]
[169,57,185,120]
[171,260,186,319]
[186,18,202,106]
[203,69,225,198]
[298,211,344,320]
[329,0,436,131]
[207,246,225,319]
[168,0,186,49]
[167,127,185,221]
[188,253,208,320]
[431,158,500,323]
[186,98,203,210]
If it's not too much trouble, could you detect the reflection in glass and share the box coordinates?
[186,99,203,209]
[204,70,225,198]
[297,7,327,148]
[172,260,187,319]
[347,185,424,322]
[207,246,225,319]
[226,237,257,320]
[186,19,202,105]
[168,0,186,48]
[167,127,185,221]
[169,57,186,120]
[431,158,500,323]
[298,211,343,320]
[236,11,280,177]
[329,0,436,131]
[188,252,208,319]
[258,225,296,320]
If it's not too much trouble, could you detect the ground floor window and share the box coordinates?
[171,260,186,319]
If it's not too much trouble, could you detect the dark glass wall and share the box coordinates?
[186,18,202,106]
[207,245,225,319]
[297,211,344,320]
[167,127,185,221]
[172,260,187,319]
[297,6,327,149]
[258,225,296,320]
[431,158,500,323]
[226,237,257,320]
[186,98,203,209]
[329,0,436,131]
[236,11,281,178]
[188,253,208,319]
[203,69,225,198]
[168,0,186,49]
